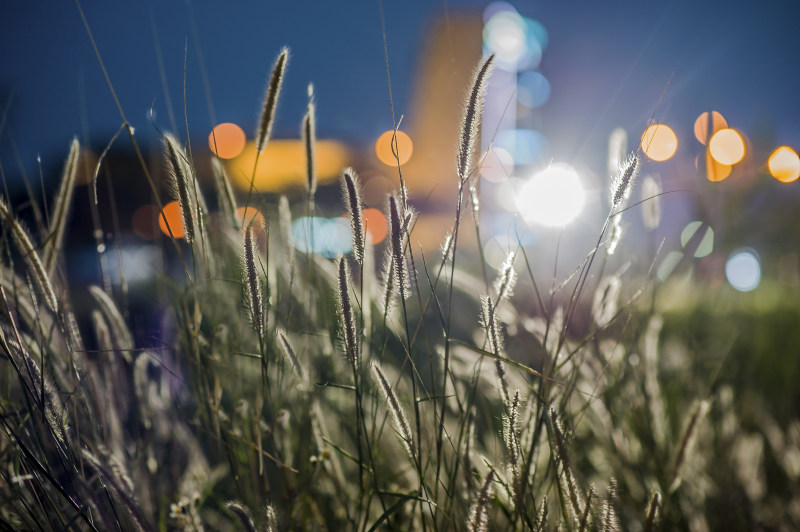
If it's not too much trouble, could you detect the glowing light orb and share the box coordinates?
[704,149,732,182]
[516,163,585,227]
[236,207,265,229]
[641,124,678,162]
[132,204,160,240]
[709,128,745,165]
[158,201,186,239]
[209,123,246,159]
[483,11,528,64]
[768,146,800,183]
[292,217,352,258]
[680,221,714,258]
[726,249,761,292]
[694,111,727,145]
[375,130,413,167]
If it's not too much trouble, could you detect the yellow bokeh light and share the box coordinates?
[641,124,678,162]
[705,149,732,182]
[227,140,350,192]
[768,146,800,183]
[375,129,413,166]
[693,111,727,145]
[158,201,186,239]
[209,123,246,159]
[709,128,745,165]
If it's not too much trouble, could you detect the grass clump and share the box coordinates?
[0,36,798,532]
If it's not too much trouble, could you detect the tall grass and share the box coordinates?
[0,35,798,532]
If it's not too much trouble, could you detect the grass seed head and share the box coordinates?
[257,47,289,154]
[458,54,495,182]
[341,168,364,264]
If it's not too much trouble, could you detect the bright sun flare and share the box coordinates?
[516,163,585,227]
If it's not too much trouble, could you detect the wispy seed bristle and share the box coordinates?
[163,132,196,243]
[468,469,494,532]
[611,153,640,208]
[243,226,264,337]
[493,251,517,301]
[225,501,256,532]
[256,48,288,154]
[303,86,316,196]
[388,195,409,300]
[338,257,358,371]
[371,362,415,459]
[458,55,495,182]
[341,168,364,264]
[0,198,58,312]
[43,137,80,275]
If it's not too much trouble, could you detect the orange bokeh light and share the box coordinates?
[709,128,745,165]
[375,129,413,166]
[641,124,678,162]
[209,123,246,159]
[362,208,388,244]
[693,111,727,145]
[768,146,800,183]
[705,149,732,182]
[158,201,186,239]
[236,206,266,229]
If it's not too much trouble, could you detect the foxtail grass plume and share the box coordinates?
[643,491,662,532]
[256,48,288,154]
[162,132,196,243]
[225,501,256,532]
[600,479,620,531]
[591,275,621,328]
[388,195,409,300]
[277,329,306,383]
[89,286,133,360]
[549,407,584,520]
[493,250,517,301]
[611,153,640,209]
[303,84,316,196]
[265,504,278,532]
[211,157,238,227]
[578,485,595,532]
[243,225,264,337]
[0,198,58,312]
[337,257,358,370]
[669,399,710,492]
[468,469,494,532]
[503,391,521,507]
[340,168,364,264]
[481,296,510,408]
[535,496,549,530]
[641,174,662,231]
[371,362,415,459]
[458,54,495,182]
[43,137,80,275]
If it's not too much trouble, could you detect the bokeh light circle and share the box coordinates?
[375,130,413,167]
[680,221,714,258]
[209,123,246,159]
[768,146,800,183]
[726,249,761,292]
[158,201,186,239]
[362,208,388,244]
[480,146,514,183]
[641,124,678,162]
[236,206,266,229]
[709,128,745,165]
[694,111,727,145]
[516,163,584,227]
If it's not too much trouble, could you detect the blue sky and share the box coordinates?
[2,0,800,186]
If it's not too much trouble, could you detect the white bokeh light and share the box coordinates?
[483,11,527,64]
[516,163,585,227]
[726,249,761,292]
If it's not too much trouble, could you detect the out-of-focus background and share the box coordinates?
[2,0,800,304]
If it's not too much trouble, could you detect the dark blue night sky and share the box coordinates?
[2,0,800,187]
